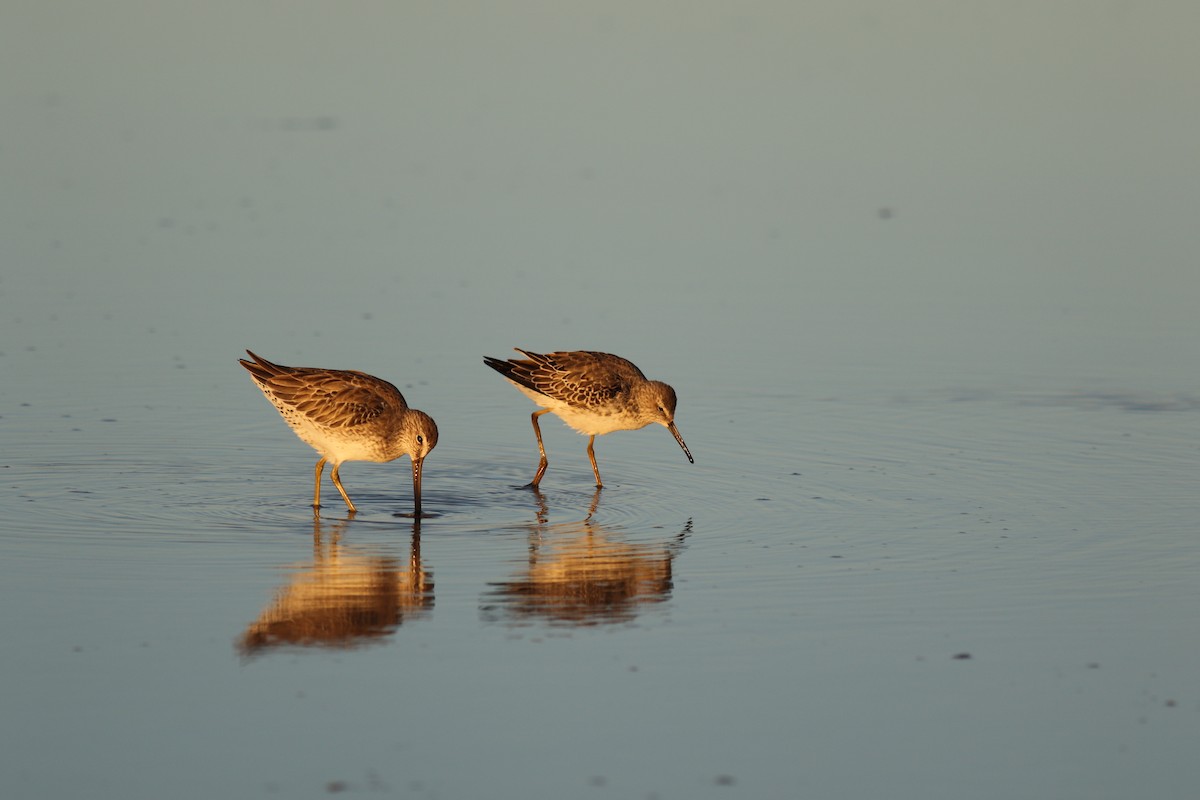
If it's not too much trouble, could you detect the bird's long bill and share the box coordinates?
[668,422,694,464]
[411,455,425,517]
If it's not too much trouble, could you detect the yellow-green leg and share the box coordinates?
[312,458,326,509]
[330,462,357,513]
[586,435,603,488]
[529,409,551,487]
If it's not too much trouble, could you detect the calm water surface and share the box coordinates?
[4,3,1200,799]
[3,335,1197,799]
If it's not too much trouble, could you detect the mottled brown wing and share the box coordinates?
[520,350,645,409]
[244,356,408,428]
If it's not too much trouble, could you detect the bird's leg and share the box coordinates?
[329,462,357,514]
[529,409,551,487]
[312,458,327,510]
[587,435,603,488]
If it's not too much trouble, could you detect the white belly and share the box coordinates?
[514,385,648,437]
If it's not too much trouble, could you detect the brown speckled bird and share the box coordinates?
[484,348,693,488]
[239,350,437,516]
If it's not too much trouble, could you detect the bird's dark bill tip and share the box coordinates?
[392,510,439,519]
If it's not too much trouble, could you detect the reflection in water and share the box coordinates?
[237,518,432,658]
[482,490,691,627]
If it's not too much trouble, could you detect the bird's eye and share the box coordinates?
[416,435,424,444]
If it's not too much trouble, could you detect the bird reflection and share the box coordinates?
[237,517,432,658]
[482,489,691,627]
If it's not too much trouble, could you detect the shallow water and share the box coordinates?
[4,3,1200,799]
[5,335,1198,800]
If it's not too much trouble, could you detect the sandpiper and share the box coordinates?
[239,350,438,516]
[483,348,693,488]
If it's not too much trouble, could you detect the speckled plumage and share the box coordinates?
[484,348,693,488]
[239,350,437,515]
